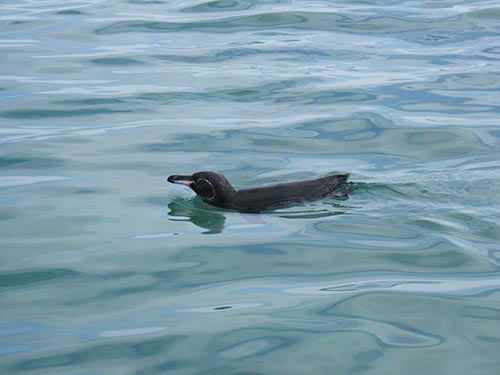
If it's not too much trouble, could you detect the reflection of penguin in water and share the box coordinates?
[168,171,350,213]
[167,199,226,234]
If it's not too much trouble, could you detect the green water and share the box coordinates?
[1,0,500,374]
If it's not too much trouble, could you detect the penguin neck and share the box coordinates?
[203,182,236,207]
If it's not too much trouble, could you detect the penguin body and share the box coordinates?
[168,171,349,213]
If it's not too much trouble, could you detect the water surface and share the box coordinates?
[1,0,500,374]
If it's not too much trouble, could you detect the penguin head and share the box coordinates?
[168,171,235,206]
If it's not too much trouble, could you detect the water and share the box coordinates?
[1,0,500,374]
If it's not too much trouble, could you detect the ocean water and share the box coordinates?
[1,0,500,374]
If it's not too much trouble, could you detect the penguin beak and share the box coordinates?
[167,175,194,186]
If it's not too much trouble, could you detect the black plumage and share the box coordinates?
[167,171,350,213]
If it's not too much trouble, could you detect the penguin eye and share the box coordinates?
[196,178,205,185]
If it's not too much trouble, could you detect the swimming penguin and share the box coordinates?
[167,171,350,213]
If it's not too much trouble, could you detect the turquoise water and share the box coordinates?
[1,0,500,373]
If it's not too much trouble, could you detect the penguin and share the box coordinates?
[167,171,350,213]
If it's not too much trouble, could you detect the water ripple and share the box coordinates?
[2,0,500,373]
[93,10,497,43]
[0,269,78,289]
